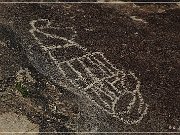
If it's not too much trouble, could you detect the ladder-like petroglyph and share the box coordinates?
[29,19,148,125]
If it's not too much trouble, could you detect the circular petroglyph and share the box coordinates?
[28,18,148,125]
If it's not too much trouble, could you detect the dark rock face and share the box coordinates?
[0,3,180,132]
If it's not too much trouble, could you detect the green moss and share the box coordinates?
[15,82,29,97]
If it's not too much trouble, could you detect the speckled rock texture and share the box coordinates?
[0,3,179,133]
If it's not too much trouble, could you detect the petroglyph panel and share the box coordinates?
[29,19,148,125]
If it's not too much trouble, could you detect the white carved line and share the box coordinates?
[95,83,115,101]
[30,19,87,52]
[90,59,112,78]
[86,56,108,78]
[122,103,148,125]
[48,51,66,77]
[111,77,121,85]
[111,97,119,114]
[99,82,117,100]
[59,52,99,64]
[120,70,128,92]
[93,86,112,110]
[66,61,84,80]
[129,71,147,114]
[65,61,89,89]
[106,81,120,95]
[83,74,117,93]
[46,43,77,50]
[93,55,115,76]
[48,51,79,89]
[29,20,50,51]
[128,71,141,111]
[91,54,113,76]
[84,92,113,113]
[98,53,119,72]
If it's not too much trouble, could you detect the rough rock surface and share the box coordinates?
[0,3,179,133]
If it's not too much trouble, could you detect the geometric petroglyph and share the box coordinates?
[29,19,148,125]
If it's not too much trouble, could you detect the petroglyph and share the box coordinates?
[29,19,148,125]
